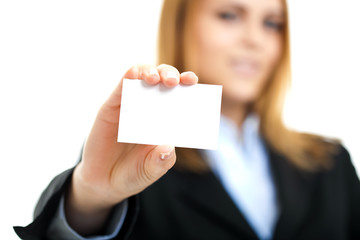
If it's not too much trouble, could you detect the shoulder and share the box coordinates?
[312,142,360,192]
[328,143,354,174]
[302,134,353,173]
[267,138,357,185]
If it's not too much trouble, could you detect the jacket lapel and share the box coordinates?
[174,145,316,239]
[267,146,316,239]
[174,167,259,239]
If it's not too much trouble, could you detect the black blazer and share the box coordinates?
[14,145,360,240]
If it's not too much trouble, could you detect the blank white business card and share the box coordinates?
[118,79,222,149]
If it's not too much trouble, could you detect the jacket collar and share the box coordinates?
[174,144,316,239]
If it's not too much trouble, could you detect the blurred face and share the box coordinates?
[189,0,285,105]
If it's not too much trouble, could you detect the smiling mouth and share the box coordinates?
[230,59,259,77]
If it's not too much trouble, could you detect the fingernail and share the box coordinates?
[182,71,196,77]
[149,68,159,76]
[160,146,174,160]
[182,71,199,82]
[165,71,178,80]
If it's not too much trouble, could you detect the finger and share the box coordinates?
[97,65,142,124]
[157,64,180,87]
[104,64,159,112]
[103,65,140,110]
[142,145,176,184]
[122,64,161,85]
[123,65,140,80]
[180,71,199,85]
[138,64,161,85]
[100,66,140,111]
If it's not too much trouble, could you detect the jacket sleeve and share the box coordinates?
[13,167,140,240]
[342,147,360,239]
[46,193,128,239]
[13,168,75,239]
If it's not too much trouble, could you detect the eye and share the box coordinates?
[264,20,284,31]
[218,12,238,21]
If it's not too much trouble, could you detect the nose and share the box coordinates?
[240,18,264,51]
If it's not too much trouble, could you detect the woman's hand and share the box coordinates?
[65,64,198,236]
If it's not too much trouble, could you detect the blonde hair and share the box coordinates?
[158,0,339,172]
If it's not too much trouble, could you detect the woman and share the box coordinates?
[15,0,360,239]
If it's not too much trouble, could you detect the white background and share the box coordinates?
[0,0,359,238]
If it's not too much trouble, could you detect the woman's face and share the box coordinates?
[190,0,285,105]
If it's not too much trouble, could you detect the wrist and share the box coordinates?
[70,164,118,215]
[64,166,116,236]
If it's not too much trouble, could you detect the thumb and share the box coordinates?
[143,145,176,183]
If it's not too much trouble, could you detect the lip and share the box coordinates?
[230,58,260,77]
